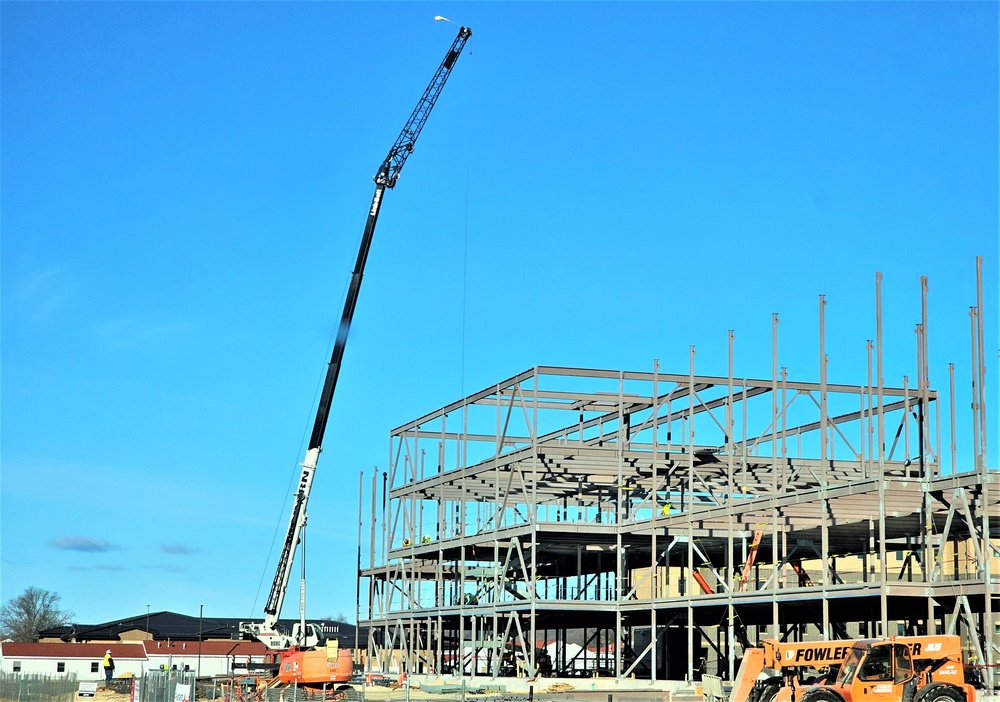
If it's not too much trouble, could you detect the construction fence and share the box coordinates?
[135,671,197,702]
[0,673,78,702]
[233,683,694,702]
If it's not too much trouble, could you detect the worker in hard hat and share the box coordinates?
[102,649,115,686]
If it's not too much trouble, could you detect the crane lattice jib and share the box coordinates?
[377,26,472,188]
[264,488,306,619]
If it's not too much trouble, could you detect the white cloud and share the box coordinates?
[10,264,78,325]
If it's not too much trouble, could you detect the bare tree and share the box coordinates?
[0,587,75,642]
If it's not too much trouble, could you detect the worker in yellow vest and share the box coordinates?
[102,650,115,685]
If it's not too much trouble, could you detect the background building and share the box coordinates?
[2,612,365,680]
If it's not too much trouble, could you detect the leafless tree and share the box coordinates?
[0,587,75,642]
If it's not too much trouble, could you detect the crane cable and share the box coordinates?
[250,183,363,619]
[250,333,332,618]
[460,48,472,399]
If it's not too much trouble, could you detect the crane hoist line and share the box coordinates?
[240,25,472,655]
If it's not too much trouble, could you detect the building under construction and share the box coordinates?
[358,265,996,686]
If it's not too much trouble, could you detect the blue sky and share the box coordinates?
[2,2,997,626]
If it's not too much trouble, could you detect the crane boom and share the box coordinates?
[242,25,472,651]
[309,25,472,449]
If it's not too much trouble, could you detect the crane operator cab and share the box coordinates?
[288,622,324,649]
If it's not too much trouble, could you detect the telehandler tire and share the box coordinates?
[798,687,846,702]
[748,680,781,702]
[914,683,965,702]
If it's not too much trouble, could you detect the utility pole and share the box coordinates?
[197,605,203,682]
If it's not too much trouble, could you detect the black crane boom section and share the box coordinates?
[307,25,471,452]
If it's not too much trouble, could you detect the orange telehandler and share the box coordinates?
[729,635,977,702]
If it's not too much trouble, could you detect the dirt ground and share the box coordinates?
[93,686,131,702]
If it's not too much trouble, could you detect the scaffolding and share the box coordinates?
[359,262,995,685]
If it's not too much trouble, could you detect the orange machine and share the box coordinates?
[730,635,976,702]
[277,643,354,686]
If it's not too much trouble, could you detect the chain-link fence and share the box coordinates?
[231,682,690,702]
[258,686,354,702]
[135,671,197,702]
[247,688,527,702]
[0,673,78,702]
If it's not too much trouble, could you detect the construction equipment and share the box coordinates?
[276,640,355,686]
[738,530,764,592]
[729,635,976,702]
[239,22,472,683]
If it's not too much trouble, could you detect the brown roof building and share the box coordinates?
[0,640,269,680]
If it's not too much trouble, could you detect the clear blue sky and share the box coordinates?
[3,2,997,626]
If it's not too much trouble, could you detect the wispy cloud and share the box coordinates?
[141,563,187,574]
[68,564,127,572]
[160,544,196,555]
[12,265,78,324]
[50,536,122,553]
[91,317,193,351]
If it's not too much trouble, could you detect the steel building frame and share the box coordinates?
[359,265,996,685]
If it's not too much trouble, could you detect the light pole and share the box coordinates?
[143,604,152,680]
[197,605,203,682]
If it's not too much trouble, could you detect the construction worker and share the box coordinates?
[102,650,115,685]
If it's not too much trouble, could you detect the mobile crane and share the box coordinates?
[238,24,472,684]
